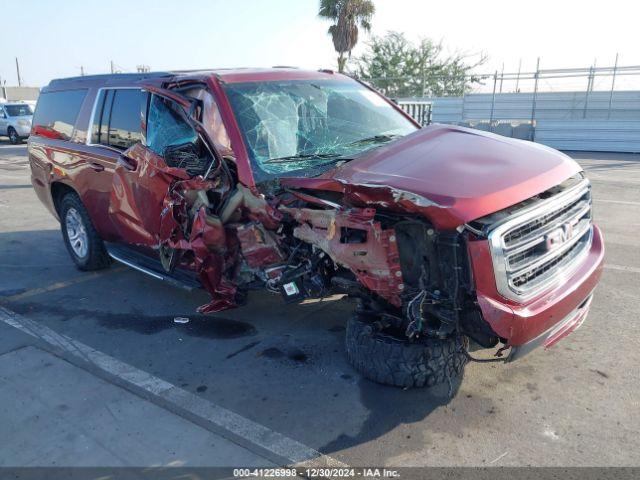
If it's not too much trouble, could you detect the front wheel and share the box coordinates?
[8,127,20,145]
[59,192,110,271]
[345,314,468,389]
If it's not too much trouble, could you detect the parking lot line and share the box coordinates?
[4,266,126,301]
[597,199,640,206]
[604,264,640,274]
[0,305,347,469]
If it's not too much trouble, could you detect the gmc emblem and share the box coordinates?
[545,223,574,251]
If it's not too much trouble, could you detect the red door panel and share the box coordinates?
[108,143,189,247]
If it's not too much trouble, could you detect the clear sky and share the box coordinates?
[1,0,639,88]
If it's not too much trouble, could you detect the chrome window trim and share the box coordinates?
[487,178,593,302]
[85,86,146,152]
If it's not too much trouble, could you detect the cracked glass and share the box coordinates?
[223,79,418,182]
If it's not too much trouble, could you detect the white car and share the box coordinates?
[0,102,33,144]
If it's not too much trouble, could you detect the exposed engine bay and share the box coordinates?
[122,146,497,349]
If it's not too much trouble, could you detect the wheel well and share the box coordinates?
[51,182,77,215]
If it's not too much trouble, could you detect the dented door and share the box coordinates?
[108,89,203,247]
[109,142,189,247]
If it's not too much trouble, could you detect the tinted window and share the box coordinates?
[91,90,113,146]
[91,89,144,150]
[108,89,144,149]
[5,104,33,116]
[32,89,87,140]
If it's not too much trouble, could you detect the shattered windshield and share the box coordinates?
[223,79,418,182]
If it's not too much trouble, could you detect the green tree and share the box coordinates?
[318,0,375,73]
[354,32,487,97]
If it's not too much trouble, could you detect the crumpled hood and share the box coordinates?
[283,124,581,229]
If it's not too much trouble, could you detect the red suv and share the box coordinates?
[28,68,604,388]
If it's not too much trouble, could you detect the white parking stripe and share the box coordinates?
[604,264,640,274]
[0,306,347,469]
[597,199,640,206]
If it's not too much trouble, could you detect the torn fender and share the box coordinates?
[282,207,404,306]
[157,179,238,313]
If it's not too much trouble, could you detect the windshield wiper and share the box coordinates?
[347,134,400,147]
[264,153,343,164]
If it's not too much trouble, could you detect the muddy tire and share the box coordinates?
[345,314,468,389]
[59,192,110,271]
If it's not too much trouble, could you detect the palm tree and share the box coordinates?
[318,0,375,73]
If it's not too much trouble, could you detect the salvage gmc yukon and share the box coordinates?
[28,69,604,388]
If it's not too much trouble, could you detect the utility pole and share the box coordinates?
[110,60,115,74]
[15,57,22,86]
[80,65,85,76]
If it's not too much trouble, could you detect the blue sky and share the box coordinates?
[2,0,639,88]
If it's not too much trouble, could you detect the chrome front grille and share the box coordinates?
[488,178,593,301]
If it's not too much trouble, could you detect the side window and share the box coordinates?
[147,94,197,156]
[91,88,144,150]
[147,94,210,176]
[32,89,87,140]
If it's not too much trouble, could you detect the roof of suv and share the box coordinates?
[46,67,346,91]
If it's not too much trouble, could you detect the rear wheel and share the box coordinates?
[345,314,468,389]
[8,127,20,145]
[59,192,110,271]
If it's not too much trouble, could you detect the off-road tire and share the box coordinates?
[346,314,468,389]
[59,192,111,271]
[8,127,20,145]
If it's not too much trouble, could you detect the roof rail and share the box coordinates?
[48,71,173,87]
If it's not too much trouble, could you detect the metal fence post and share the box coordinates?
[584,64,595,119]
[489,71,498,131]
[607,53,619,120]
[531,58,540,141]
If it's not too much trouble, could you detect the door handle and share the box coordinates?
[117,154,137,171]
[89,162,105,172]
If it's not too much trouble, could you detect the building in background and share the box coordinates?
[0,86,40,104]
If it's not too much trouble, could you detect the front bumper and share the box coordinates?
[468,225,604,354]
[506,293,593,361]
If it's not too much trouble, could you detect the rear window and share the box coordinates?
[91,88,145,150]
[32,89,87,140]
[5,104,33,116]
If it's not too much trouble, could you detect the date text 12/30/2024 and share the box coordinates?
[233,468,401,478]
